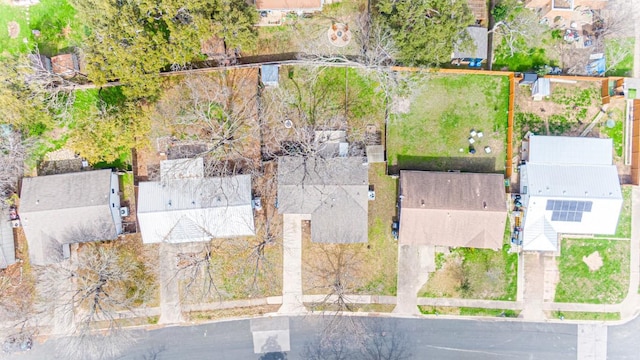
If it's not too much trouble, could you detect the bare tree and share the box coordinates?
[37,240,151,360]
[155,69,260,171]
[306,243,364,313]
[0,129,29,202]
[490,5,545,57]
[174,242,225,304]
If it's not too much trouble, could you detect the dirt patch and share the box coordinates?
[7,21,19,39]
[583,251,604,271]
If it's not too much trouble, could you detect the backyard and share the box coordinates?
[554,238,629,304]
[418,221,518,301]
[514,81,602,140]
[0,0,83,57]
[387,74,510,173]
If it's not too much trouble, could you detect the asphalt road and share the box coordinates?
[7,315,586,360]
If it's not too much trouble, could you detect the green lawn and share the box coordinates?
[387,74,510,173]
[280,66,386,129]
[600,115,624,158]
[550,311,621,321]
[555,238,629,304]
[606,37,635,77]
[360,163,398,295]
[419,306,520,318]
[493,46,552,72]
[0,0,83,57]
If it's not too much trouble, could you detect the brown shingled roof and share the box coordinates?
[398,171,507,249]
[467,0,487,21]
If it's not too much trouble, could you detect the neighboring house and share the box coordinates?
[0,208,16,269]
[452,26,488,64]
[277,156,368,243]
[532,78,551,101]
[261,65,279,87]
[137,158,255,244]
[520,135,622,251]
[20,169,123,266]
[524,0,608,29]
[398,171,507,249]
[254,0,323,12]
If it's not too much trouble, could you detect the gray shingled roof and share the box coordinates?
[452,26,488,60]
[20,170,121,265]
[277,156,369,243]
[0,208,15,269]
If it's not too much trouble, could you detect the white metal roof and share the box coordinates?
[137,174,255,243]
[532,78,550,98]
[525,163,622,199]
[528,135,613,165]
[522,216,558,252]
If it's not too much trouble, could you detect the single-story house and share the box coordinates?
[277,156,368,243]
[254,0,323,12]
[398,171,507,249]
[137,158,255,244]
[0,208,15,269]
[532,78,551,101]
[452,26,488,63]
[520,135,622,251]
[20,169,123,265]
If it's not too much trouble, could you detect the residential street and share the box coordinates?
[10,315,583,360]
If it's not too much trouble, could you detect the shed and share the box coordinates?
[519,73,538,86]
[366,145,385,163]
[261,65,279,87]
[531,78,551,101]
[624,78,640,100]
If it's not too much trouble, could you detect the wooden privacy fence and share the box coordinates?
[632,100,640,185]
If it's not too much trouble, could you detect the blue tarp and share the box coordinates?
[586,57,606,76]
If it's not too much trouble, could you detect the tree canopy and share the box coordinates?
[71,0,257,99]
[376,0,474,66]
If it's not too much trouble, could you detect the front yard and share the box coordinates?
[554,238,629,304]
[418,222,518,301]
[387,74,510,173]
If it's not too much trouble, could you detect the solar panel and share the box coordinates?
[548,200,593,222]
[584,202,593,212]
[546,200,555,211]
